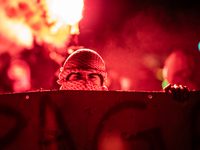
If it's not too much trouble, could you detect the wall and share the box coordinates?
[0,90,200,150]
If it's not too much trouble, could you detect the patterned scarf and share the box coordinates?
[60,80,108,90]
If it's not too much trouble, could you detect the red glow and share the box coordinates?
[7,59,31,92]
[120,77,131,90]
[98,133,126,150]
[0,0,84,50]
[153,67,163,81]
[68,48,74,54]
[7,60,30,80]
[49,0,84,25]
[0,13,33,48]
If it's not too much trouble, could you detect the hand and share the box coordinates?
[164,84,190,103]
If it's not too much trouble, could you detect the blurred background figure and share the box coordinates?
[7,59,31,92]
[0,52,12,93]
[162,50,200,91]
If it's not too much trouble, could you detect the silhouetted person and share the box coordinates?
[163,50,200,91]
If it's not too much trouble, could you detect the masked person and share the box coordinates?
[57,49,108,91]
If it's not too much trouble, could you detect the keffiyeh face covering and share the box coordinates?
[57,49,108,91]
[60,80,106,90]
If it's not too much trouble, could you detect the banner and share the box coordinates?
[0,90,199,150]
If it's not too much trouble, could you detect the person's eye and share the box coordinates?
[73,75,81,80]
[68,74,81,81]
[88,74,101,85]
[89,74,98,81]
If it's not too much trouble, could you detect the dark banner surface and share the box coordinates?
[0,90,199,150]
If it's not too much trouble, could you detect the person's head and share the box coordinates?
[162,50,195,88]
[57,49,108,90]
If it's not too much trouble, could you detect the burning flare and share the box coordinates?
[0,0,84,51]
[49,0,84,26]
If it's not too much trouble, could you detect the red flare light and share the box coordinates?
[0,0,84,51]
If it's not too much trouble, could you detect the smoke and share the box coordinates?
[0,0,199,91]
[97,7,200,90]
